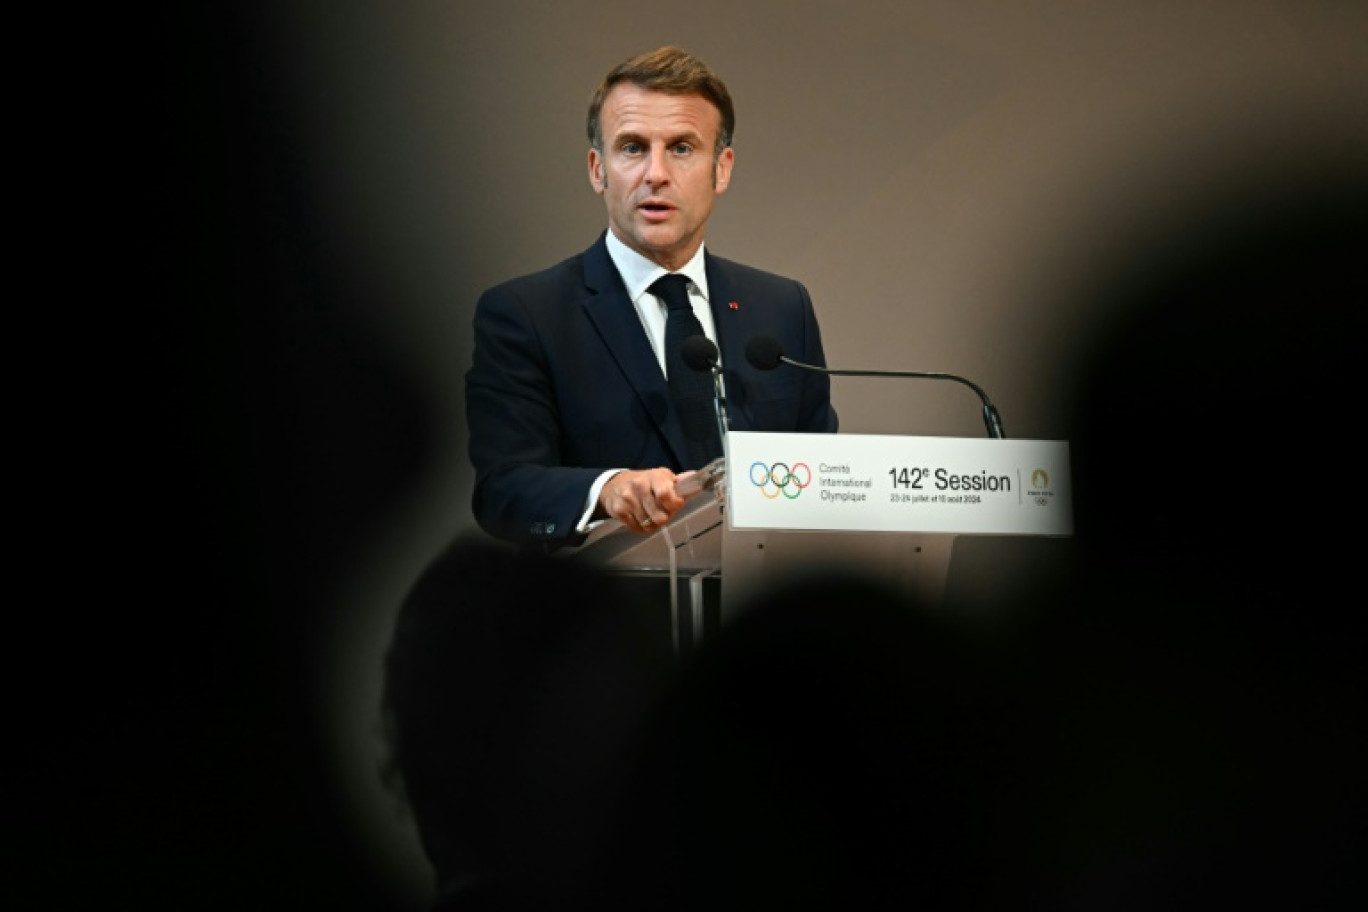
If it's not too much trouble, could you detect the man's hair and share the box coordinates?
[587,46,735,158]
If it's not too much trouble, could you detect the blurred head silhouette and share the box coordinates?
[381,534,673,910]
[603,570,1044,909]
[1044,167,1368,907]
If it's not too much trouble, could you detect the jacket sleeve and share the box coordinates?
[794,280,839,434]
[465,283,597,548]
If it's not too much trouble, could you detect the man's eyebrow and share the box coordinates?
[612,129,703,147]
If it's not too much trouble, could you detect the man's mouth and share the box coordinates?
[640,200,674,215]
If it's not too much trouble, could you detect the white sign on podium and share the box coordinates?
[716,431,1071,618]
[724,431,1072,536]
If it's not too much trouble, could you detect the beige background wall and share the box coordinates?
[226,3,1367,907]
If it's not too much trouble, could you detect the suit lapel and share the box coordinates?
[706,252,759,432]
[580,235,692,467]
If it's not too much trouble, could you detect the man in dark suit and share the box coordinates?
[467,46,837,549]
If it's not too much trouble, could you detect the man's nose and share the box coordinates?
[643,146,670,185]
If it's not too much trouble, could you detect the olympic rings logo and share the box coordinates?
[749,461,812,499]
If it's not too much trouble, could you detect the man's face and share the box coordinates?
[588,84,734,271]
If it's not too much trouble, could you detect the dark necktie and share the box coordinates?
[650,273,723,468]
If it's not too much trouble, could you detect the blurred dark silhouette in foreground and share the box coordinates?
[1035,169,1367,907]
[382,535,675,911]
[607,570,1042,910]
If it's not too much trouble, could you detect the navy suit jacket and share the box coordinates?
[466,233,838,547]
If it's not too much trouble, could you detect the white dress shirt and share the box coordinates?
[605,230,721,376]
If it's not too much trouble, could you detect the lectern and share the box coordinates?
[568,431,1073,652]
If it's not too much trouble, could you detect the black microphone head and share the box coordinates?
[745,335,784,370]
[681,335,719,372]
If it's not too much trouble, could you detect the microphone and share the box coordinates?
[681,335,731,445]
[745,335,1007,439]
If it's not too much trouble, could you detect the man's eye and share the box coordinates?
[621,142,643,155]
[671,143,693,155]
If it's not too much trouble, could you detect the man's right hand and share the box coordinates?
[596,467,692,534]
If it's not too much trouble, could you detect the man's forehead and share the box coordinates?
[602,85,720,140]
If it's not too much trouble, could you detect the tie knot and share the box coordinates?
[650,273,693,311]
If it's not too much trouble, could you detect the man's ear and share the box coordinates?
[713,146,735,194]
[588,148,606,194]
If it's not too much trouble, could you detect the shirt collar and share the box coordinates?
[605,230,711,304]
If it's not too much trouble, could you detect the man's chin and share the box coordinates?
[636,224,680,246]
[626,229,687,264]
